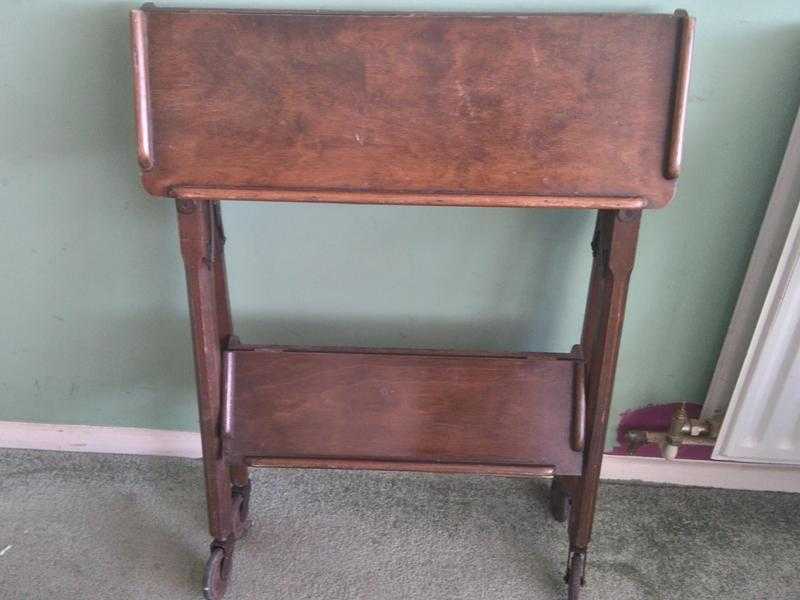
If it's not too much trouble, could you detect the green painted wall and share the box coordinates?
[2,1,799,449]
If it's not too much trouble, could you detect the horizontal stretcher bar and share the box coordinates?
[245,457,556,478]
[172,186,648,210]
[222,345,586,477]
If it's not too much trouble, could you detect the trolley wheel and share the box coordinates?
[549,478,570,523]
[232,493,252,540]
[566,552,585,600]
[203,545,232,600]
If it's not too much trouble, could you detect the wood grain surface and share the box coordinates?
[133,8,692,208]
[224,346,584,476]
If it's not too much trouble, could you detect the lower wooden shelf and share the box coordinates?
[222,345,585,477]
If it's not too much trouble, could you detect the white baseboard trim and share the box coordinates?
[602,454,800,493]
[1,421,798,492]
[0,420,202,459]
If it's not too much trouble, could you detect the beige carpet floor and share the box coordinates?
[1,449,798,600]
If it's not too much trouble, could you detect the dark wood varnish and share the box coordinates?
[173,186,647,210]
[132,7,693,209]
[246,457,555,478]
[176,200,233,541]
[132,7,695,599]
[571,356,586,452]
[667,10,695,179]
[573,210,641,548]
[224,346,583,476]
[130,9,153,171]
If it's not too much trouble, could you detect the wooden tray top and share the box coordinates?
[131,6,694,209]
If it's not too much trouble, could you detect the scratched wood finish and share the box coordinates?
[131,9,695,597]
[133,8,692,209]
[224,347,584,476]
[552,209,641,553]
[570,210,640,548]
[176,200,234,540]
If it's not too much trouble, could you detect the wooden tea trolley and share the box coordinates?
[130,5,694,599]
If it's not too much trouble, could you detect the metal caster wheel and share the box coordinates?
[550,478,570,523]
[565,551,586,600]
[232,480,252,540]
[203,543,233,600]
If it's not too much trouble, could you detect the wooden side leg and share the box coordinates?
[562,209,641,596]
[177,199,236,599]
[549,474,578,523]
[209,203,251,495]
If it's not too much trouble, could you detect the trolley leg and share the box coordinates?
[178,199,237,598]
[209,202,252,499]
[549,475,578,523]
[564,209,641,597]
